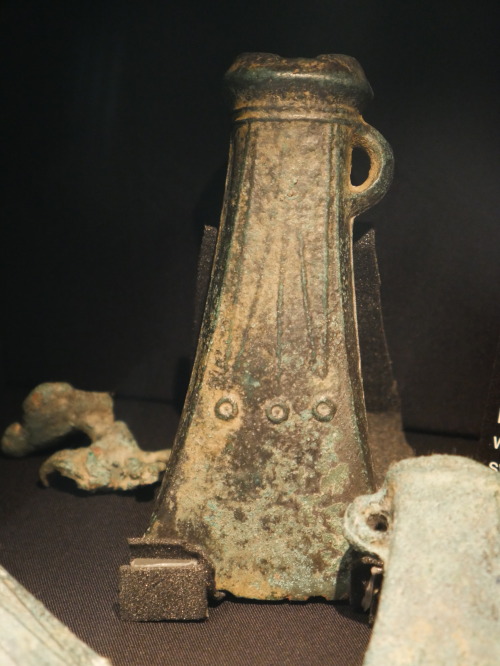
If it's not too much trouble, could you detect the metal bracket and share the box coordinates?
[119,539,219,621]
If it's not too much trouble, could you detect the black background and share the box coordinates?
[1,0,499,436]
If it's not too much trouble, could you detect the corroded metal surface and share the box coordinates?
[345,455,500,665]
[128,53,394,607]
[39,420,170,492]
[195,222,413,489]
[2,383,170,491]
[0,564,110,665]
[1,383,114,457]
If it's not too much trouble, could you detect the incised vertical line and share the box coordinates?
[223,124,259,373]
[322,122,334,379]
[297,230,317,369]
[232,223,274,375]
[276,228,286,385]
[234,133,288,376]
[330,123,343,334]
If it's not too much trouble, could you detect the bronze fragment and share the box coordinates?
[2,383,170,492]
[345,455,500,666]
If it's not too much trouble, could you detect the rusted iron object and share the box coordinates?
[2,383,170,491]
[121,52,394,618]
[345,455,500,666]
[0,563,110,665]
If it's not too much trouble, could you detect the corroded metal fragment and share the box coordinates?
[121,52,395,613]
[2,383,170,492]
[344,455,500,666]
[39,421,170,492]
[0,563,110,665]
[2,383,114,457]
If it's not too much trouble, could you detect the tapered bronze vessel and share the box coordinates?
[121,53,394,619]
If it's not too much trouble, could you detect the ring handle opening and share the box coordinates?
[347,123,394,217]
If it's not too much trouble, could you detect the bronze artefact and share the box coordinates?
[2,383,170,491]
[121,53,395,619]
[345,455,500,666]
[0,563,110,665]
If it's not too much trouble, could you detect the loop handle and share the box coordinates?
[347,123,394,217]
[343,489,390,562]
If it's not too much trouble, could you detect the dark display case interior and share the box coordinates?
[1,2,498,664]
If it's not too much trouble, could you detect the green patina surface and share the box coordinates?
[0,564,110,665]
[147,53,394,600]
[345,455,500,665]
[1,382,170,492]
